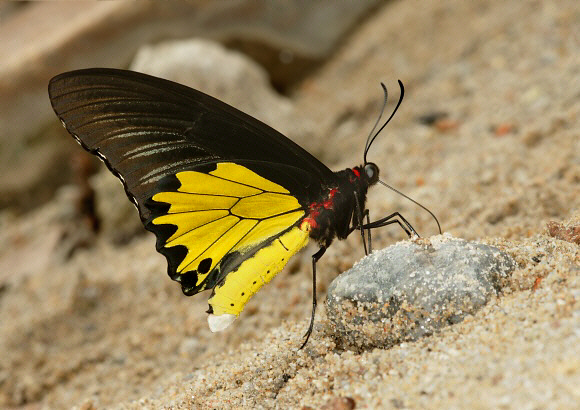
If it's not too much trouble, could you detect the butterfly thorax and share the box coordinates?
[301,166,371,246]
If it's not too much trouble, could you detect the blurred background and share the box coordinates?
[0,1,578,408]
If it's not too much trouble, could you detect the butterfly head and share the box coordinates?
[350,162,379,190]
[363,162,380,186]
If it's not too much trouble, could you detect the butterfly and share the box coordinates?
[48,68,439,347]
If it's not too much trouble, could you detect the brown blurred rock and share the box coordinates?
[547,220,580,245]
[0,126,72,211]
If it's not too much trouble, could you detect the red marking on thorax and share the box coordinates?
[322,188,338,209]
[303,188,340,231]
[301,217,318,230]
[352,168,360,178]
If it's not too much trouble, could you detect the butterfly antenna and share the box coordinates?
[363,80,405,164]
[364,83,388,162]
[378,179,442,234]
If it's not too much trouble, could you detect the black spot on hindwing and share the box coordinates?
[198,258,212,274]
[180,270,200,296]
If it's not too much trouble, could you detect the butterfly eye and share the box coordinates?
[364,163,379,184]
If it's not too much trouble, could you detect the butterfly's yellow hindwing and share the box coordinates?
[208,225,310,319]
[175,169,262,197]
[155,192,239,214]
[239,211,304,246]
[153,210,231,243]
[151,163,305,292]
[232,192,303,218]
[209,162,291,194]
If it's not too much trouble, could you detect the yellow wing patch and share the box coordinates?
[151,163,305,289]
[154,210,230,243]
[209,162,290,194]
[208,225,309,317]
[155,192,238,213]
[232,192,300,218]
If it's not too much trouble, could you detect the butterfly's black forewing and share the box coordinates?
[48,68,336,220]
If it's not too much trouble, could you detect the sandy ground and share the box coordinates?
[1,1,579,408]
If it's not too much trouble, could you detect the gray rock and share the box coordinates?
[325,234,516,351]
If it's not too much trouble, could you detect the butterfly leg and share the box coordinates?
[362,211,419,238]
[300,246,326,349]
[365,210,372,253]
[353,191,372,255]
[359,209,372,255]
